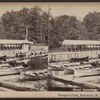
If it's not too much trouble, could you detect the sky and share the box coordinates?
[50,6,100,21]
[0,3,100,21]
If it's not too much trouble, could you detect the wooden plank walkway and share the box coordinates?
[0,82,37,91]
[48,75,100,91]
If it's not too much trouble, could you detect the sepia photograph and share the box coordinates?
[48,2,100,92]
[0,3,48,92]
[0,2,100,98]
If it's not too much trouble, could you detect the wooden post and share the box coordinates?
[25,26,28,40]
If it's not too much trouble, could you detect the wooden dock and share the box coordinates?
[0,82,37,91]
[48,75,100,91]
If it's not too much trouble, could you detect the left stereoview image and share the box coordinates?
[0,3,48,91]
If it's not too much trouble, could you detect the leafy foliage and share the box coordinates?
[0,7,49,45]
[28,56,47,70]
[83,12,100,40]
[49,12,100,49]
[49,15,88,49]
[0,7,100,48]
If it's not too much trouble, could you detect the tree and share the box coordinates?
[83,12,100,40]
[60,16,87,40]
[49,15,88,49]
[0,6,48,45]
[49,15,69,49]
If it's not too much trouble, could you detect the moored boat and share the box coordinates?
[64,68,74,75]
[48,63,64,71]
[0,67,19,76]
[20,69,48,81]
[0,63,24,76]
[74,66,100,78]
[62,63,91,75]
[8,59,30,66]
[70,56,89,62]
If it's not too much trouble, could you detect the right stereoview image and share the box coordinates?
[48,3,100,91]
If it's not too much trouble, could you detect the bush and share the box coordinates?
[28,56,48,70]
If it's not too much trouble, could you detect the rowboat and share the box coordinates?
[9,59,30,66]
[74,66,100,78]
[48,63,64,71]
[20,69,48,81]
[0,63,24,76]
[70,56,89,62]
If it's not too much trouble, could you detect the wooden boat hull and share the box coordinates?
[70,56,89,62]
[20,69,48,81]
[20,74,48,81]
[0,66,24,76]
[0,70,19,76]
[48,66,64,71]
[74,69,100,78]
[64,68,74,74]
[48,64,64,71]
